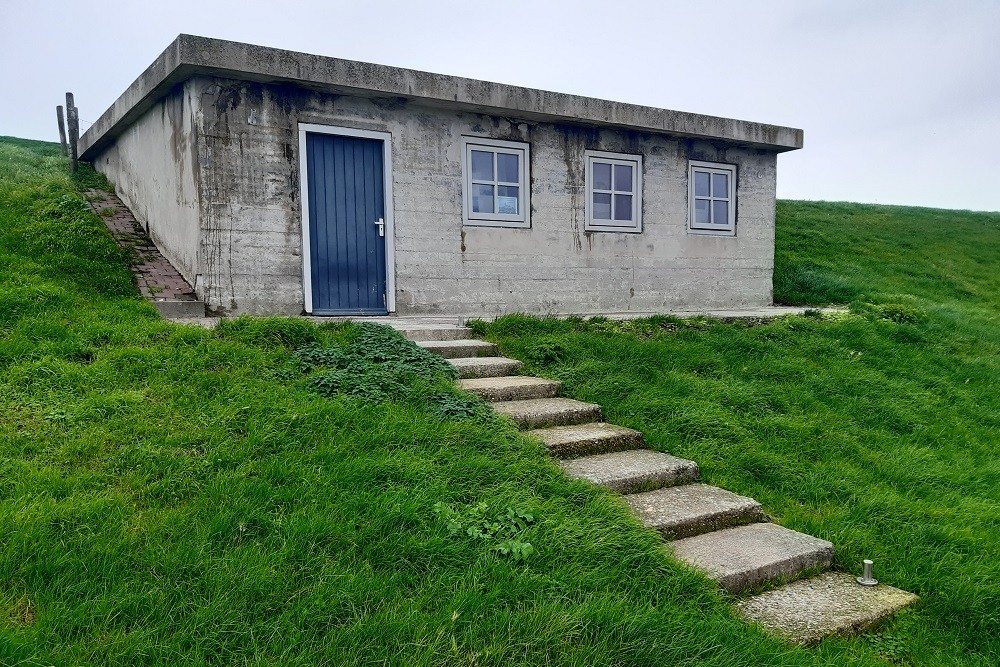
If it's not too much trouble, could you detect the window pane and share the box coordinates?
[614,194,633,221]
[593,162,612,190]
[497,185,520,214]
[593,192,612,220]
[472,183,495,213]
[713,200,729,225]
[614,164,633,193]
[712,173,729,198]
[694,198,710,225]
[471,150,493,181]
[694,170,710,197]
[496,152,519,183]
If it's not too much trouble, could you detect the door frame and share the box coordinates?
[297,123,396,314]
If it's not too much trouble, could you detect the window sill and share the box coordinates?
[585,223,643,233]
[688,226,736,237]
[463,218,531,229]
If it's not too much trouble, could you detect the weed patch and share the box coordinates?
[433,501,537,561]
[427,392,492,421]
[851,301,929,324]
[278,323,466,412]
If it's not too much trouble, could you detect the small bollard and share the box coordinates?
[856,559,878,586]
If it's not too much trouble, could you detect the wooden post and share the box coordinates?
[66,92,79,173]
[56,105,68,156]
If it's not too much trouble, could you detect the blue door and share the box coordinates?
[305,132,388,315]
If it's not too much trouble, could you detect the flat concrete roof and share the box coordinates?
[80,34,803,160]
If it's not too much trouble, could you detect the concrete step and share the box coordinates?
[669,522,835,594]
[457,375,561,402]
[492,397,602,429]
[736,571,918,645]
[624,483,764,540]
[417,339,499,359]
[528,422,645,458]
[559,449,699,494]
[398,326,474,341]
[154,299,206,318]
[450,356,523,379]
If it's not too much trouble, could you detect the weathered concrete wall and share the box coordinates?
[187,76,776,316]
[191,77,303,313]
[90,82,201,286]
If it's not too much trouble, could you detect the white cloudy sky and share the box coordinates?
[2,0,998,211]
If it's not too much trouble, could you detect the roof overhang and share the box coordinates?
[79,34,804,161]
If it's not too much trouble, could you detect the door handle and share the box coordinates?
[374,218,385,237]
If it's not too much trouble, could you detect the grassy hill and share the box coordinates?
[476,202,1000,665]
[1,135,998,665]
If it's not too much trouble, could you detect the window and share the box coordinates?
[462,137,529,227]
[585,151,642,232]
[689,161,736,234]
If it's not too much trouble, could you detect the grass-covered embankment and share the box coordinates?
[476,201,1000,665]
[0,137,911,665]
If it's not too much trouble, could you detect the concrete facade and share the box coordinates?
[81,35,802,317]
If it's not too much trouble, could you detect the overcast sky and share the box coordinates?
[2,0,998,211]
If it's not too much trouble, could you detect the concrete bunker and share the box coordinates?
[79,34,803,317]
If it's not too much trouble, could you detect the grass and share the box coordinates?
[473,201,1000,665]
[0,136,996,666]
[0,136,896,667]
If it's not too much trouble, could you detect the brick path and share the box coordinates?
[85,189,200,303]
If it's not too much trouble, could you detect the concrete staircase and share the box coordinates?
[401,322,917,645]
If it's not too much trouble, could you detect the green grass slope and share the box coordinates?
[0,138,908,665]
[477,201,1000,665]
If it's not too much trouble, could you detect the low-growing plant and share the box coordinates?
[288,323,461,407]
[307,367,407,402]
[865,633,910,664]
[353,323,457,378]
[427,391,491,421]
[433,501,537,561]
[524,340,567,365]
[291,342,349,372]
[851,301,928,324]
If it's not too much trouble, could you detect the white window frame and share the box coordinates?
[688,160,737,235]
[461,137,530,228]
[585,150,643,233]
